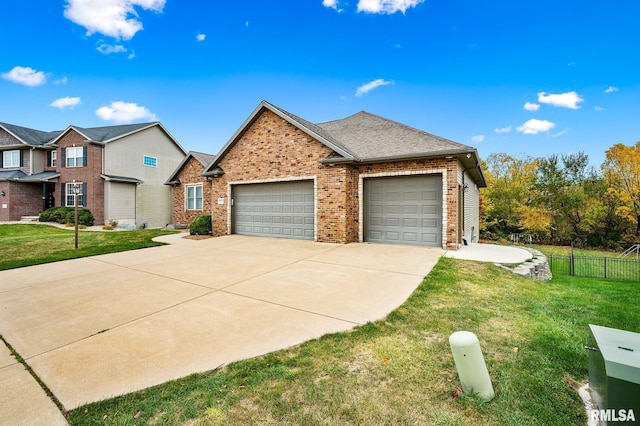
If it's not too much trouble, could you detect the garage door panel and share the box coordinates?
[403,232,418,242]
[365,175,442,247]
[233,181,314,240]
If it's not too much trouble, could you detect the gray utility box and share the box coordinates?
[588,324,640,423]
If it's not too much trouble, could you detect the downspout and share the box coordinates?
[30,147,35,175]
[462,172,466,245]
[462,159,482,244]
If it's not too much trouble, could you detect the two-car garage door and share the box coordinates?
[231,175,442,247]
[232,181,314,240]
[364,175,443,247]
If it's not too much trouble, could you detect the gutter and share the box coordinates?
[319,149,476,165]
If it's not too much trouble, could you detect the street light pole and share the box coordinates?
[71,180,81,249]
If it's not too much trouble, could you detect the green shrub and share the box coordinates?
[189,215,212,235]
[39,207,95,226]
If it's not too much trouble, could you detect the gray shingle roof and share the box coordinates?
[165,151,216,185]
[70,122,157,143]
[0,122,61,146]
[316,111,475,161]
[191,151,216,168]
[0,170,27,180]
[0,170,60,181]
[1,121,162,147]
[266,102,353,158]
[201,100,486,186]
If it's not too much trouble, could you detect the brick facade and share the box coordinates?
[0,182,43,221]
[207,109,462,249]
[171,157,213,226]
[55,130,105,224]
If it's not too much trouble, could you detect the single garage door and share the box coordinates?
[233,181,314,240]
[364,175,442,247]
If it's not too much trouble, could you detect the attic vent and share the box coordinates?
[143,155,157,167]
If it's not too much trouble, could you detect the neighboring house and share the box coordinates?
[0,121,186,227]
[165,151,216,227]
[200,100,486,249]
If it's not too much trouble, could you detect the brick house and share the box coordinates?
[0,121,186,227]
[165,151,215,226]
[198,101,486,249]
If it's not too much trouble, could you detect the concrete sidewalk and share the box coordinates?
[444,242,533,263]
[0,235,443,424]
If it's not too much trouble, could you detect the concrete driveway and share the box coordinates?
[0,234,442,424]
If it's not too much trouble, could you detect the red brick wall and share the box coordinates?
[210,109,350,243]
[0,181,43,221]
[56,131,105,224]
[208,109,461,248]
[171,157,213,226]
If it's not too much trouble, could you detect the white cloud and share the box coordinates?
[97,43,128,54]
[552,129,569,137]
[95,101,157,123]
[64,0,166,40]
[323,0,338,9]
[516,119,556,135]
[471,135,485,143]
[495,126,512,134]
[55,77,69,85]
[594,106,604,111]
[537,91,584,109]
[604,86,618,94]
[50,97,82,110]
[357,0,425,13]
[524,102,540,112]
[1,66,47,86]
[196,33,206,42]
[355,78,393,97]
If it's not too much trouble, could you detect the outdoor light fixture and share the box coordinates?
[1,190,5,196]
[71,180,81,249]
[463,183,469,192]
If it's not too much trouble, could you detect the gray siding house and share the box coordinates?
[0,121,186,227]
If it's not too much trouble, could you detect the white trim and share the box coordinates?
[226,176,318,240]
[2,150,20,168]
[143,155,158,168]
[185,183,204,211]
[358,169,448,249]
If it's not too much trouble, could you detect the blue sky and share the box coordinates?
[1,0,639,168]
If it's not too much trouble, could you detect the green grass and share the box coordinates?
[532,244,640,281]
[0,224,176,270]
[66,258,640,425]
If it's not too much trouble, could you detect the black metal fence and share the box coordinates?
[547,255,640,282]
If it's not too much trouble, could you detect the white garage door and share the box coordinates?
[232,181,314,240]
[364,175,442,247]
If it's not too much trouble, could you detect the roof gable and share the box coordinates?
[0,122,60,146]
[203,100,355,173]
[202,100,486,186]
[50,122,160,145]
[165,151,215,185]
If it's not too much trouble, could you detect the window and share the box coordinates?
[49,151,57,167]
[65,182,84,207]
[143,155,157,167]
[66,147,85,167]
[2,150,20,168]
[186,185,203,210]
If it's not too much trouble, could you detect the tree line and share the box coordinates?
[480,141,640,249]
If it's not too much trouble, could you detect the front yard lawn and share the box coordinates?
[67,258,640,425]
[0,224,176,271]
